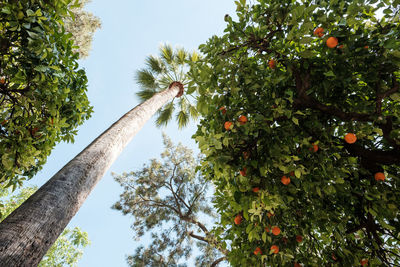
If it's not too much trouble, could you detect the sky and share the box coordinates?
[26,1,237,266]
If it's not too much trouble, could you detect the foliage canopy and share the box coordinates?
[0,0,93,188]
[191,0,400,266]
[113,134,227,267]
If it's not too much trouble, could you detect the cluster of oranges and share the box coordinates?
[313,26,338,48]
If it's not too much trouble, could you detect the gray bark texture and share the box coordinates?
[0,85,180,266]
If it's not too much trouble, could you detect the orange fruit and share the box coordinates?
[272,226,281,236]
[224,121,233,131]
[252,187,260,193]
[360,259,368,266]
[294,263,301,267]
[254,247,262,256]
[270,245,279,254]
[238,115,248,125]
[338,44,344,49]
[243,151,250,159]
[281,175,291,185]
[313,27,324,37]
[0,77,5,84]
[240,167,247,176]
[326,37,338,48]
[364,45,369,49]
[344,133,357,144]
[219,106,227,114]
[234,214,242,225]
[269,59,276,69]
[296,235,303,243]
[310,144,318,152]
[374,172,385,181]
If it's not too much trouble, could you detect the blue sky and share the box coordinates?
[27,1,236,266]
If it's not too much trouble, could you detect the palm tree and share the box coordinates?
[0,45,199,266]
[136,44,199,128]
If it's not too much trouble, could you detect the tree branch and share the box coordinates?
[210,256,227,267]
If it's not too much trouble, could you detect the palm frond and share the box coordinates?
[176,48,187,65]
[188,105,199,120]
[160,44,174,64]
[179,97,188,110]
[189,51,199,63]
[176,110,189,129]
[136,89,157,102]
[145,55,164,74]
[158,76,172,89]
[135,69,157,89]
[156,102,174,127]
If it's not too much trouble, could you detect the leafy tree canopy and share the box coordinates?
[0,185,90,266]
[0,0,94,188]
[191,0,400,266]
[113,134,228,267]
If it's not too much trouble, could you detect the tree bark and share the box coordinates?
[0,85,180,266]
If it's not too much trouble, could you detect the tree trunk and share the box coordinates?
[0,84,180,266]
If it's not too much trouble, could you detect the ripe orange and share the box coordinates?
[374,172,385,181]
[269,59,276,69]
[272,226,281,236]
[296,235,303,243]
[270,245,279,254]
[240,167,247,176]
[224,121,233,131]
[294,263,301,267]
[311,144,318,152]
[219,106,227,115]
[364,45,369,49]
[238,115,248,125]
[360,259,368,266]
[234,214,242,225]
[344,133,357,144]
[0,77,5,84]
[313,27,324,37]
[254,247,262,256]
[252,187,260,193]
[281,175,291,185]
[326,37,338,48]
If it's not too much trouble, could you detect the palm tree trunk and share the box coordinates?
[0,84,181,266]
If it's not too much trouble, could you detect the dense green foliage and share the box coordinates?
[191,0,400,266]
[0,186,90,266]
[0,0,93,188]
[113,135,227,266]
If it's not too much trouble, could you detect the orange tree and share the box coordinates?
[190,0,400,266]
[0,0,93,188]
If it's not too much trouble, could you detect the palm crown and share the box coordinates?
[135,44,199,128]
